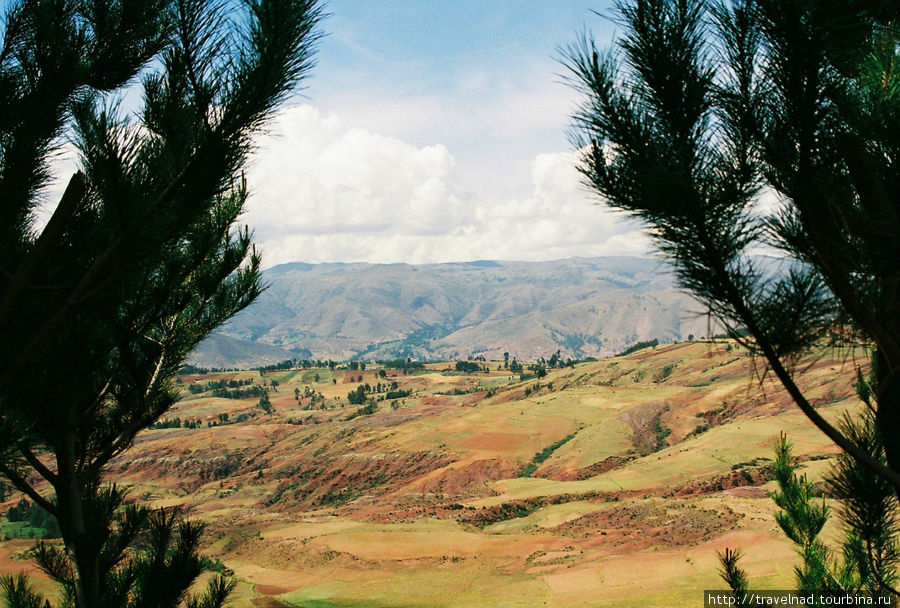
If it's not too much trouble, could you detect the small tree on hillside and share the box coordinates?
[564,0,900,493]
[0,0,322,605]
[720,417,898,600]
[258,392,273,414]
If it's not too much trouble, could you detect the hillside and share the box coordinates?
[1,341,864,607]
[189,257,711,368]
[188,334,299,370]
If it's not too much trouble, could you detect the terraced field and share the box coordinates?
[0,341,865,607]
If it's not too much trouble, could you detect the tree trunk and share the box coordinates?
[55,437,100,608]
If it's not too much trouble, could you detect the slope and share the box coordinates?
[0,340,865,607]
[198,257,710,366]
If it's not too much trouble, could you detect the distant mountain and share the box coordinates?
[189,257,711,367]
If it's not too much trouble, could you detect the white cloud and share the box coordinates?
[244,104,648,267]
[27,103,648,268]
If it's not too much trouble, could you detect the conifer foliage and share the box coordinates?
[0,0,322,605]
[564,0,900,490]
[719,422,898,600]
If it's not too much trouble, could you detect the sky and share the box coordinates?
[241,0,650,267]
[29,0,650,268]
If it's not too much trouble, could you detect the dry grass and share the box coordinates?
[0,343,867,607]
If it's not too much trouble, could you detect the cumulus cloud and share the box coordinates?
[244,104,648,267]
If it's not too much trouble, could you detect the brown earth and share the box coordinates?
[0,341,867,608]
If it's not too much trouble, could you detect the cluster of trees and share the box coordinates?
[384,389,412,400]
[544,350,570,369]
[300,389,327,410]
[616,339,660,358]
[220,378,253,389]
[179,364,212,375]
[187,377,255,394]
[523,364,548,380]
[256,359,295,373]
[376,358,425,372]
[496,351,575,374]
[258,393,273,414]
[151,417,183,430]
[455,360,485,373]
[210,385,268,400]
[185,377,275,400]
[298,385,320,399]
[252,358,360,371]
[151,417,205,430]
[347,380,410,405]
[206,413,231,427]
[347,385,369,405]
[281,359,343,370]
[5,498,61,539]
[344,401,378,421]
[500,352,568,372]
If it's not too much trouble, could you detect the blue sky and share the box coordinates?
[16,0,647,266]
[305,1,616,188]
[242,0,649,266]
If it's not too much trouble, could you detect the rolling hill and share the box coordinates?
[189,257,712,367]
[0,341,859,607]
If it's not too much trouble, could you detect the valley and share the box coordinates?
[0,341,864,607]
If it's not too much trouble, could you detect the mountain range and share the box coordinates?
[188,256,712,368]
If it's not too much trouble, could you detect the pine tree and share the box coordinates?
[564,0,900,492]
[1,498,238,608]
[719,418,898,600]
[0,0,322,605]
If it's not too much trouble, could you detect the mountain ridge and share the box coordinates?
[189,256,710,368]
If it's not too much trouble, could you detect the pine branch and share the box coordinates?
[0,462,57,516]
[18,444,57,485]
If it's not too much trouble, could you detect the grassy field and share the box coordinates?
[0,519,45,541]
[0,341,867,606]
